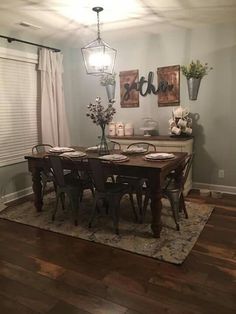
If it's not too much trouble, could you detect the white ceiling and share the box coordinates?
[0,0,236,45]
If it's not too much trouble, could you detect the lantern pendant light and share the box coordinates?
[81,7,117,75]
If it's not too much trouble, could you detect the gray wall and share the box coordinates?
[0,22,236,199]
[65,22,236,187]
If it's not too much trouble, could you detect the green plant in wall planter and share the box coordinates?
[181,60,213,100]
[100,73,116,102]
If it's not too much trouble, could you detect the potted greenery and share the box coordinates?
[100,73,116,101]
[181,60,213,100]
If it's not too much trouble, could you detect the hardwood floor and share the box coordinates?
[0,190,235,314]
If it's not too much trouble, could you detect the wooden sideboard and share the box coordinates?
[108,135,194,195]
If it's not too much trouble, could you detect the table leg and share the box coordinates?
[149,172,163,238]
[32,167,43,212]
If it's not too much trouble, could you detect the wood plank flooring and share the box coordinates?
[0,190,235,314]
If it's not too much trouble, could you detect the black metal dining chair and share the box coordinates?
[97,140,121,184]
[143,153,194,230]
[32,144,55,197]
[116,142,156,222]
[88,158,137,235]
[44,155,93,226]
[162,153,194,230]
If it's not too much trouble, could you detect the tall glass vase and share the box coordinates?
[99,124,110,156]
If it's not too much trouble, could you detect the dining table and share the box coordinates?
[25,147,187,238]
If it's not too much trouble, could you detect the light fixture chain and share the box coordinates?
[97,11,101,40]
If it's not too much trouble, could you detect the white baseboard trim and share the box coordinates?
[2,187,33,204]
[193,182,236,195]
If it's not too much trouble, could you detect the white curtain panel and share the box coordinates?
[38,48,70,146]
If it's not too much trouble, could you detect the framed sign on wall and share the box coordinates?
[157,65,180,107]
[119,70,139,108]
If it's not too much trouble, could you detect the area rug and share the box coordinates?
[0,192,214,264]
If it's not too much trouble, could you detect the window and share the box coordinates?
[0,47,40,166]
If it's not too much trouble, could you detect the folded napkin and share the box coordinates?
[60,151,86,158]
[145,153,175,160]
[99,154,128,161]
[49,147,75,153]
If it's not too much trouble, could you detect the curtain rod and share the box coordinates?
[0,35,61,52]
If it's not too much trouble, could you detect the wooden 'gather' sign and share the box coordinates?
[119,65,180,107]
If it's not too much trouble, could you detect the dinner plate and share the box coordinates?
[60,151,87,158]
[144,153,175,160]
[99,154,129,162]
[49,147,75,153]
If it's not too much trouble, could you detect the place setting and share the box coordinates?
[47,147,87,158]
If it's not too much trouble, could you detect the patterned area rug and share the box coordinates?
[0,192,214,264]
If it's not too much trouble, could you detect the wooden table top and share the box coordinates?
[25,146,187,172]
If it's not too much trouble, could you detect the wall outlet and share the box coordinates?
[218,169,225,178]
